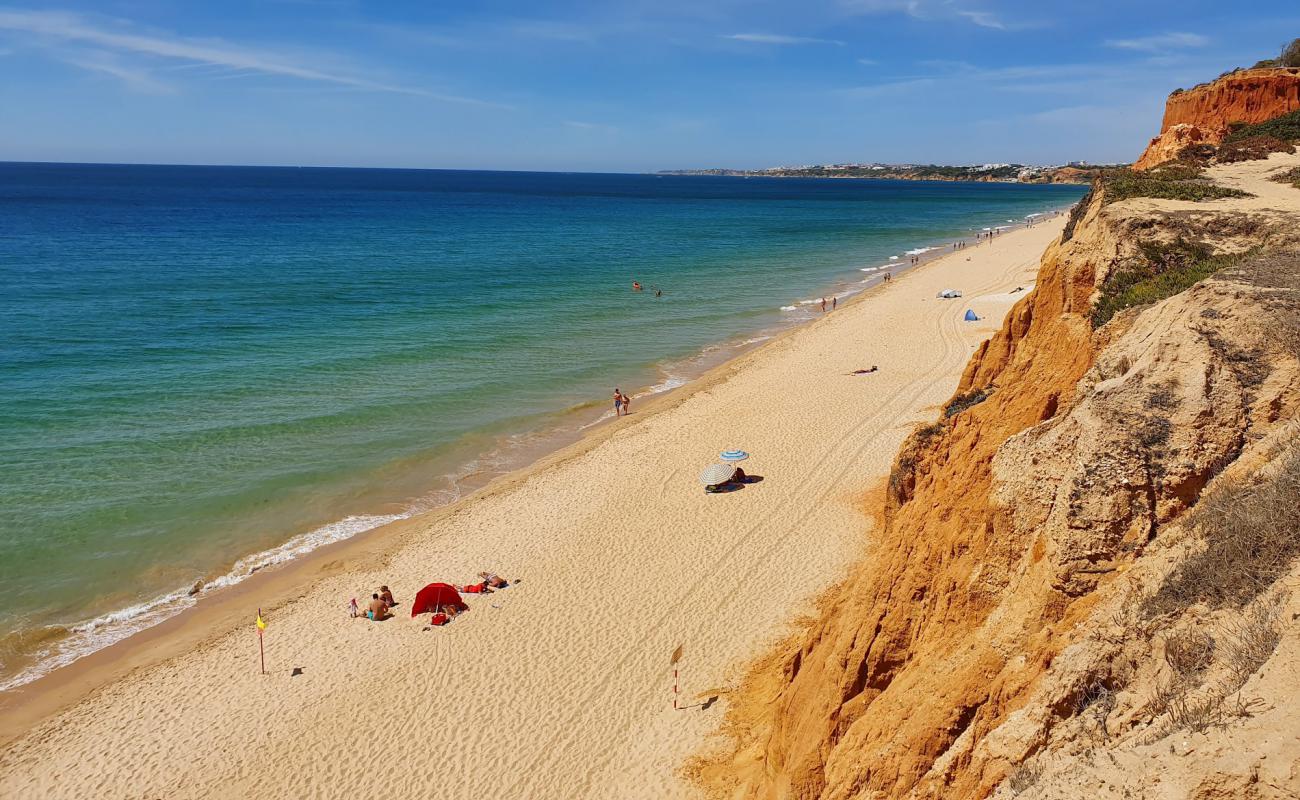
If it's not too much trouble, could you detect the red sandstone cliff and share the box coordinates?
[1135,68,1300,169]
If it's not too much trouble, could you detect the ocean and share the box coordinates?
[0,162,1086,688]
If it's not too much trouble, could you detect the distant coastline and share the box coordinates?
[659,162,1116,184]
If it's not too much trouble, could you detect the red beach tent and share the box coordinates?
[411,583,468,617]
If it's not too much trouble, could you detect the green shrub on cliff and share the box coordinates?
[1281,38,1300,68]
[1271,166,1300,187]
[1099,169,1249,204]
[1222,109,1300,144]
[1091,239,1241,327]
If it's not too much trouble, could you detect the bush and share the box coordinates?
[1060,186,1094,242]
[1143,448,1300,617]
[1222,109,1300,144]
[1100,169,1250,205]
[944,388,989,418]
[1281,38,1300,68]
[1270,166,1300,188]
[1091,239,1241,327]
[1215,135,1296,163]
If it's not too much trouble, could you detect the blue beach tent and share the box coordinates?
[963,309,979,321]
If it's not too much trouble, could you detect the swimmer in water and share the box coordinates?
[632,281,642,291]
[655,288,662,297]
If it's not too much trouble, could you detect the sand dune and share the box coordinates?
[0,219,1064,799]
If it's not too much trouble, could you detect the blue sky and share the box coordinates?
[1,1,1296,171]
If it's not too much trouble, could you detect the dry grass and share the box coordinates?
[1165,628,1215,678]
[1006,760,1044,795]
[1270,166,1300,189]
[1142,448,1300,617]
[944,388,990,418]
[1220,599,1284,693]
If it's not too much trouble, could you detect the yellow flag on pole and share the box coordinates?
[256,614,266,631]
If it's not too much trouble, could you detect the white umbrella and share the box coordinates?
[699,463,737,486]
[720,449,749,462]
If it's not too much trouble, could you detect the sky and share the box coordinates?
[0,1,1297,171]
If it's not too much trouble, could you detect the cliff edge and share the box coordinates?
[1135,68,1300,169]
[693,87,1300,799]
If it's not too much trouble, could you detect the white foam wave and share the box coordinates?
[905,246,937,256]
[779,304,798,311]
[0,513,407,693]
[889,255,900,260]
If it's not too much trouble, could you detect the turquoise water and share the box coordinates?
[0,163,1085,686]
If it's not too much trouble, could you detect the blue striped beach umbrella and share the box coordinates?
[720,449,749,462]
[699,463,738,486]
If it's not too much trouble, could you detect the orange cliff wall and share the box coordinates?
[1134,67,1300,169]
[691,190,1118,799]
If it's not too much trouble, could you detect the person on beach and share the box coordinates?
[832,297,837,310]
[479,572,509,589]
[349,598,361,618]
[379,586,396,607]
[820,297,827,312]
[621,392,631,415]
[850,366,879,375]
[614,388,625,416]
[367,593,390,621]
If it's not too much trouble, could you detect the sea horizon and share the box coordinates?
[0,162,1085,690]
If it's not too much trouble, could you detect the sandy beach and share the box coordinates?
[0,218,1064,799]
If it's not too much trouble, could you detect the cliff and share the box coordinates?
[693,149,1300,796]
[1135,68,1300,169]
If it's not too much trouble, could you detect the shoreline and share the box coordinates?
[0,203,1074,730]
[1,216,1065,798]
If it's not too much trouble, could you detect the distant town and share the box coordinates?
[658,161,1115,184]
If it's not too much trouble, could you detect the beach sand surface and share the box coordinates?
[0,220,1062,799]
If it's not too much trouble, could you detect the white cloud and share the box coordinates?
[857,58,878,65]
[1104,32,1209,53]
[956,10,1005,30]
[0,8,507,107]
[62,51,174,93]
[564,120,618,132]
[724,33,845,46]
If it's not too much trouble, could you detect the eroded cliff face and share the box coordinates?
[1135,68,1300,169]
[693,155,1300,798]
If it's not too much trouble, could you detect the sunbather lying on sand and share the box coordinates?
[849,366,879,375]
[479,572,508,589]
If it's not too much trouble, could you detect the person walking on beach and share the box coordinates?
[820,297,827,312]
[622,392,631,415]
[613,388,625,416]
[832,296,837,310]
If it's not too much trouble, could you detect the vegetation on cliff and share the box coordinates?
[1097,168,1249,204]
[1090,239,1242,327]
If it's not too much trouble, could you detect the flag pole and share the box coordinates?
[258,607,265,676]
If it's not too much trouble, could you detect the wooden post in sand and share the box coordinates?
[670,644,683,709]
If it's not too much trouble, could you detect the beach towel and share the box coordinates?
[462,582,486,594]
[429,612,450,626]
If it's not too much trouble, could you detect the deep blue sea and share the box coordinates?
[0,162,1085,687]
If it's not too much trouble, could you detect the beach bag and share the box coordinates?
[429,612,450,626]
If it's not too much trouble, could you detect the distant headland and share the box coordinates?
[658,161,1115,184]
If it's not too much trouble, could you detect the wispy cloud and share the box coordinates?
[0,7,507,107]
[564,120,618,132]
[956,10,1005,30]
[62,51,175,93]
[1104,32,1209,53]
[843,1,1038,30]
[857,58,878,65]
[724,33,845,46]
